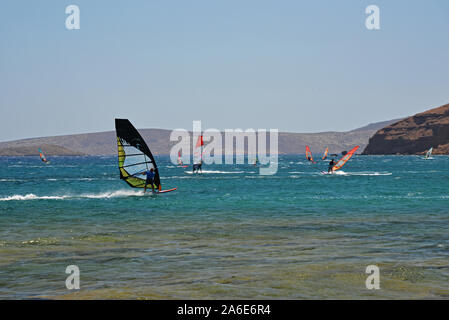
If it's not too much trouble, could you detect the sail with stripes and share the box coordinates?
[332,146,359,171]
[425,147,433,159]
[115,119,161,190]
[305,145,315,163]
[322,147,328,160]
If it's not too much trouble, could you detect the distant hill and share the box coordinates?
[350,119,403,132]
[0,144,85,156]
[0,119,400,156]
[363,102,449,155]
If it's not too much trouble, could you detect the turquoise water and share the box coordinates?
[0,155,448,299]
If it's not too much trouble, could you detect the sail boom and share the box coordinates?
[122,161,154,168]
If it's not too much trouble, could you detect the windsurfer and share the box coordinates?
[142,168,156,193]
[328,158,336,173]
[193,161,202,174]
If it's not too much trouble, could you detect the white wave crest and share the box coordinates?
[0,190,145,201]
[346,172,392,176]
[185,170,244,174]
[320,171,392,176]
[0,194,69,201]
[81,190,144,199]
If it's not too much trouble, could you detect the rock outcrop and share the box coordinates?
[363,103,449,155]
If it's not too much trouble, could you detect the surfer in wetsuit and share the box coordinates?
[142,168,156,193]
[328,158,336,173]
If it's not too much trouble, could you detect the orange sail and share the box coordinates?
[332,146,359,171]
[322,147,328,160]
[38,148,48,162]
[305,145,314,163]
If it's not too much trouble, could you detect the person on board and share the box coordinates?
[328,158,336,173]
[142,168,156,193]
[193,161,202,174]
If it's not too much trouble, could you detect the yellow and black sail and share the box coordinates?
[115,119,161,190]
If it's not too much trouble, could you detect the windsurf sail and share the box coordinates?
[177,150,183,165]
[425,147,433,159]
[115,119,161,191]
[332,146,359,171]
[38,148,48,163]
[194,135,204,164]
[322,147,328,160]
[305,145,314,163]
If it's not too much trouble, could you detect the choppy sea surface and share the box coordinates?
[0,155,448,299]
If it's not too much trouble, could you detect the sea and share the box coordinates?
[0,155,448,299]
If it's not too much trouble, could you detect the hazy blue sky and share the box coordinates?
[1,0,448,141]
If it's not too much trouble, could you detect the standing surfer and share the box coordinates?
[193,160,202,174]
[328,158,336,173]
[142,168,156,193]
[193,135,204,174]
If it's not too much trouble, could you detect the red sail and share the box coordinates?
[196,135,204,148]
[333,146,359,171]
[305,145,314,163]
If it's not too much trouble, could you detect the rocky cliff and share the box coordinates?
[363,103,449,155]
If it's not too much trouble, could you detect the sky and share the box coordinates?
[1,0,448,141]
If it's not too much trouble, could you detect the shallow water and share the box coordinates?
[0,155,448,299]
